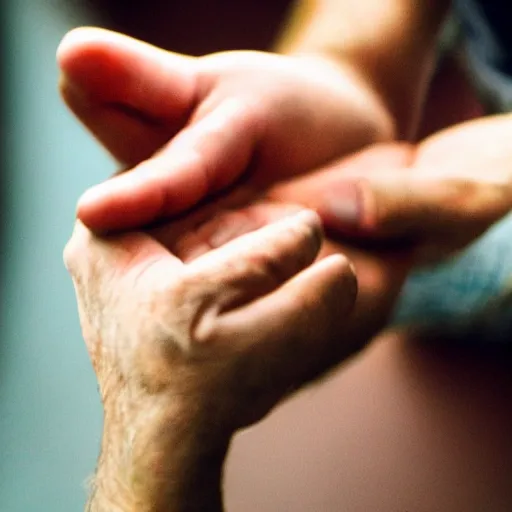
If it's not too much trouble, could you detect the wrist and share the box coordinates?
[275,1,449,140]
[88,387,232,512]
[292,52,397,143]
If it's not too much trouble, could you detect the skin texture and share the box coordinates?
[66,211,360,511]
[58,29,512,262]
[276,0,450,138]
[58,28,394,232]
[66,105,512,509]
[59,14,512,512]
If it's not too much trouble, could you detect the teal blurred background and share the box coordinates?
[1,1,109,509]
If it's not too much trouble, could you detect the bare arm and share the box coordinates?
[276,0,451,139]
[87,388,228,511]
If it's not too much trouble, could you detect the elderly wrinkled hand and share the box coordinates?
[65,210,356,423]
[64,209,356,509]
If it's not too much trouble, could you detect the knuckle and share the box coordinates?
[62,222,91,274]
[248,249,291,288]
[162,274,220,352]
[255,218,321,281]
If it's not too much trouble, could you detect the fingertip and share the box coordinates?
[254,209,325,270]
[57,27,126,102]
[75,185,110,232]
[57,28,104,104]
[317,253,358,304]
[76,181,156,233]
[280,208,324,251]
[57,27,111,69]
[56,27,87,66]
[291,208,322,228]
[57,26,197,112]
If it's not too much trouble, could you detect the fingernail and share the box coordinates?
[321,181,362,230]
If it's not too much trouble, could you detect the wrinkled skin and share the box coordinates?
[65,212,360,432]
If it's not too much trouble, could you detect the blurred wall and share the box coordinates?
[0,1,109,509]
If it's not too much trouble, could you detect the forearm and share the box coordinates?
[276,0,451,139]
[87,390,230,512]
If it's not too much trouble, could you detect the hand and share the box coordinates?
[57,27,393,232]
[312,114,512,262]
[59,28,512,264]
[57,26,413,337]
[57,27,416,346]
[64,210,357,510]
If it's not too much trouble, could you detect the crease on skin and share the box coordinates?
[105,102,170,129]
[180,212,323,351]
[140,282,206,361]
[151,189,301,261]
[149,196,258,260]
[195,207,272,252]
[128,255,173,291]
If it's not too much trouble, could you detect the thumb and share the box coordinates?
[57,27,198,167]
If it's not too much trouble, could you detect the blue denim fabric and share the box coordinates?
[394,212,512,341]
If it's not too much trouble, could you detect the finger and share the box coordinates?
[178,210,323,329]
[314,167,512,262]
[271,138,512,255]
[358,170,512,252]
[326,115,512,243]
[215,254,357,391]
[57,27,198,166]
[268,143,415,234]
[77,97,263,232]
